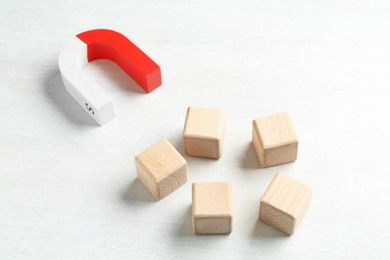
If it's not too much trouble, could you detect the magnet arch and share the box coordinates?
[58,29,162,125]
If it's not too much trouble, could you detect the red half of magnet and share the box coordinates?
[77,29,162,93]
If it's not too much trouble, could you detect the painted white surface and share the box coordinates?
[1,0,390,259]
[59,37,115,125]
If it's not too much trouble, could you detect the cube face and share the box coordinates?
[259,172,312,235]
[253,112,298,168]
[254,112,297,148]
[194,217,232,235]
[184,137,221,159]
[192,182,232,234]
[260,202,295,235]
[158,164,187,199]
[183,107,224,159]
[135,139,187,200]
[135,162,159,198]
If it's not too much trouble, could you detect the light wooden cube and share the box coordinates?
[259,172,312,235]
[183,107,225,159]
[135,139,187,200]
[252,112,298,168]
[192,182,232,235]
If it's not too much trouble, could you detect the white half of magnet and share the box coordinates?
[58,37,115,126]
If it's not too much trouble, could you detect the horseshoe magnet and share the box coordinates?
[58,29,162,125]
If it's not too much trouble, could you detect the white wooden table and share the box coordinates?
[1,0,389,258]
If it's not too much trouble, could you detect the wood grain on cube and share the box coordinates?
[135,139,187,200]
[183,107,224,159]
[259,172,312,235]
[192,182,232,234]
[252,112,298,168]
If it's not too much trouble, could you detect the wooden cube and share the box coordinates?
[252,112,298,168]
[183,107,225,159]
[135,139,187,200]
[192,182,232,235]
[259,172,312,235]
